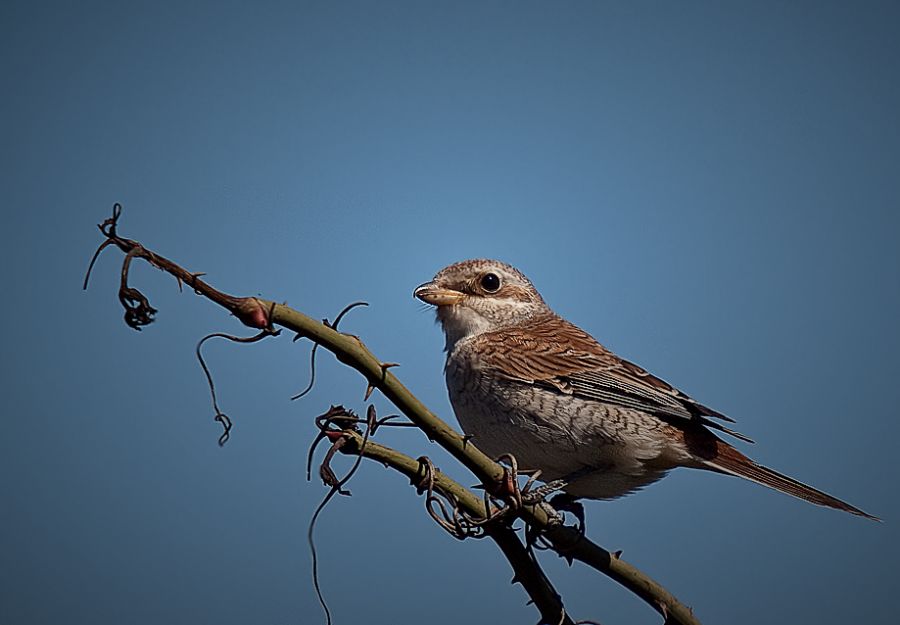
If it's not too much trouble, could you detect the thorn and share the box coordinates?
[612,550,623,559]
[525,599,534,606]
[564,554,574,566]
[380,362,400,372]
[189,272,206,294]
[364,383,375,401]
[657,600,669,619]
[292,333,303,342]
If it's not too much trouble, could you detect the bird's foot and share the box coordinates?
[472,453,540,522]
[548,493,586,535]
[520,478,568,505]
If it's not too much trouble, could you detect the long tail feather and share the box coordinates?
[701,440,878,520]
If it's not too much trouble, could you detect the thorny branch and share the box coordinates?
[291,301,369,401]
[85,204,701,625]
[312,405,574,625]
[84,203,273,331]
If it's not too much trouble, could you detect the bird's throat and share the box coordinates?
[437,305,494,353]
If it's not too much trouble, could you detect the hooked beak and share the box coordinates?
[413,281,464,306]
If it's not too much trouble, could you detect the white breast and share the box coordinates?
[444,344,690,500]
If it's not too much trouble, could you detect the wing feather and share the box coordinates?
[472,313,752,442]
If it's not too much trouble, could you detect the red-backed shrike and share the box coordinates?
[415,259,874,518]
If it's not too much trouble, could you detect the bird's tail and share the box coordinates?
[700,439,878,520]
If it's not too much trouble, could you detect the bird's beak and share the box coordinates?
[414,281,464,306]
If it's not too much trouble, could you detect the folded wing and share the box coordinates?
[474,313,753,442]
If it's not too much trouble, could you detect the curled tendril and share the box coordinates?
[195,328,280,445]
[291,301,368,400]
[83,203,124,290]
[307,404,378,625]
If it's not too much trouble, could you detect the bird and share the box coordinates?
[414,258,876,519]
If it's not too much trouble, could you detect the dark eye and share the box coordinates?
[480,273,501,293]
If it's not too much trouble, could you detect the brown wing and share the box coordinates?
[472,313,753,442]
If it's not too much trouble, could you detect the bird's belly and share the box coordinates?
[447,368,685,500]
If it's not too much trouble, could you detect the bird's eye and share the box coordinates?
[480,273,501,293]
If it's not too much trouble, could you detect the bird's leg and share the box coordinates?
[519,464,596,504]
[520,467,595,533]
[471,453,539,524]
[520,477,568,504]
[519,468,544,496]
[491,453,524,510]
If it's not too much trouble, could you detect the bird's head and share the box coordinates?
[414,259,549,351]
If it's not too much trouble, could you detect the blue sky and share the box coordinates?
[2,2,898,624]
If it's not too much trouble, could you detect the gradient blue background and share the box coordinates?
[2,2,898,624]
